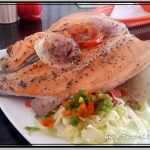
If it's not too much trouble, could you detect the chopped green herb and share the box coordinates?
[83,96,89,103]
[96,94,113,113]
[71,90,88,107]
[70,116,79,126]
[79,97,84,103]
[25,126,39,134]
[91,95,96,102]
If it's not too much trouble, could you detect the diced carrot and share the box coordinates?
[79,103,89,117]
[88,102,95,115]
[64,109,73,116]
[62,99,68,106]
[40,119,49,127]
[79,103,88,113]
[25,100,31,108]
[40,117,55,128]
[77,102,94,119]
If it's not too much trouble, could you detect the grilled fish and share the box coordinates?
[0,12,150,116]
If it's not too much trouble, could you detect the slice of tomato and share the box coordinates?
[108,89,121,104]
[108,89,122,98]
[78,34,104,49]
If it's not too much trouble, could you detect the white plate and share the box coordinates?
[0,96,68,145]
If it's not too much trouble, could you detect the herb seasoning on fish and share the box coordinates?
[19,80,27,89]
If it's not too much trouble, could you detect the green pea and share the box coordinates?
[70,116,79,126]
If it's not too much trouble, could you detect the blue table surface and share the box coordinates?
[0,4,150,145]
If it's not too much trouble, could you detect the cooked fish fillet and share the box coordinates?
[31,96,62,117]
[1,31,49,72]
[0,12,150,114]
[0,34,150,98]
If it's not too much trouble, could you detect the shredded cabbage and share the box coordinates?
[36,97,150,144]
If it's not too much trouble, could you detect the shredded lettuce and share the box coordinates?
[81,125,105,144]
[34,97,150,144]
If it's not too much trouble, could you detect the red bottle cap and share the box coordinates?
[17,3,42,21]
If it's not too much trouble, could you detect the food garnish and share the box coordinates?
[25,126,39,134]
[26,89,150,144]
[25,100,31,108]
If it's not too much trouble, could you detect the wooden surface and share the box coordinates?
[0,4,150,145]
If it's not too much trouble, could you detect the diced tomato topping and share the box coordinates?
[78,34,104,49]
[25,100,31,108]
[108,89,121,104]
[108,89,121,98]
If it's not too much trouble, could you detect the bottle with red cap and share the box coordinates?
[17,3,42,21]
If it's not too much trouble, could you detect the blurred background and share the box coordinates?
[0,3,150,145]
[0,3,150,50]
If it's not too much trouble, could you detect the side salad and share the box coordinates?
[25,89,150,144]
